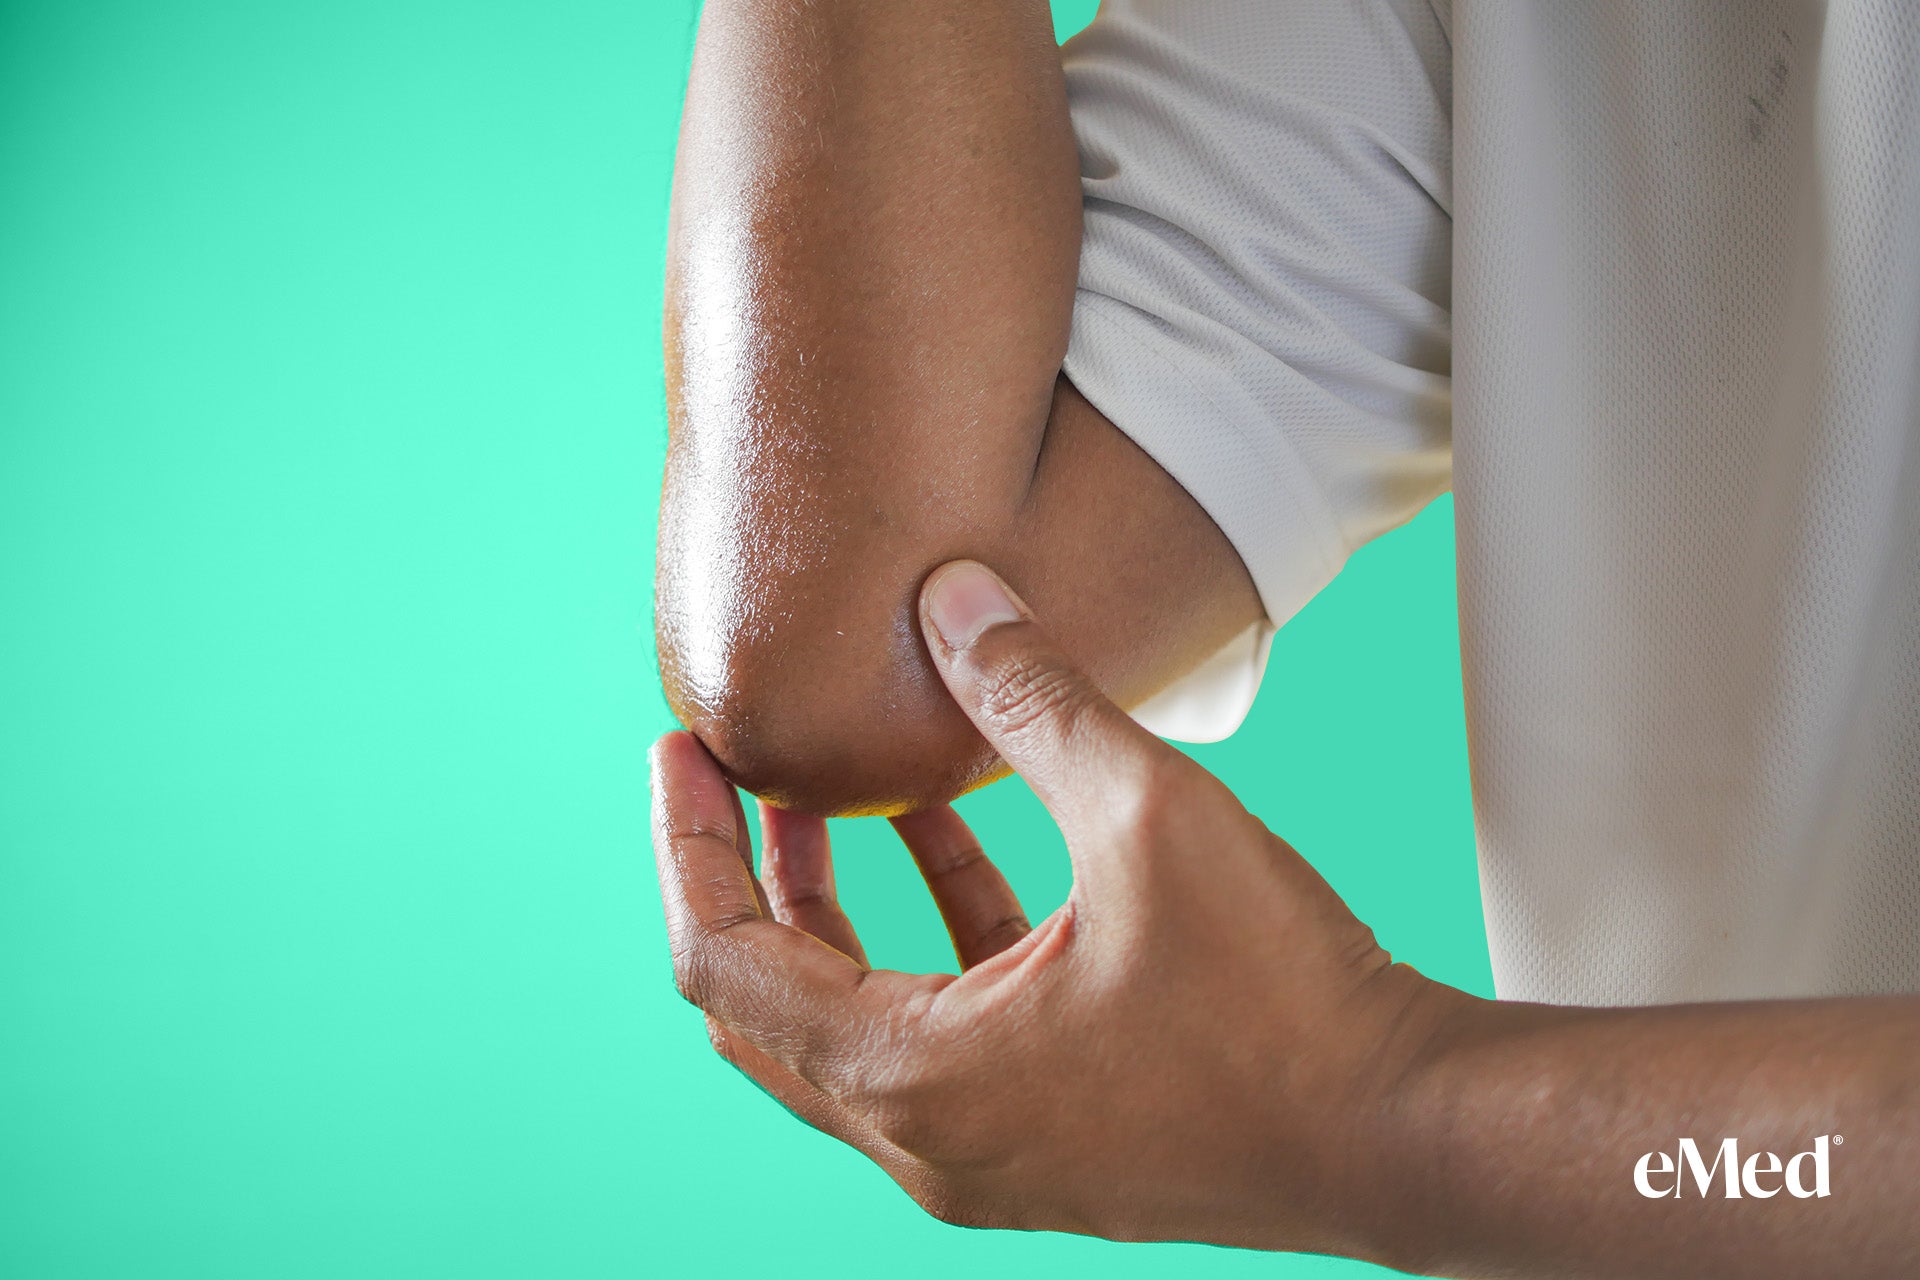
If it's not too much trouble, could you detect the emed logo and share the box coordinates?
[1634,1135,1835,1199]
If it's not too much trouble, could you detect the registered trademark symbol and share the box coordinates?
[1833,1135,1843,1145]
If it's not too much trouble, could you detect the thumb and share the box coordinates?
[918,560,1185,843]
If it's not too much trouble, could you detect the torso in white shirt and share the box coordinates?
[1064,0,1920,1005]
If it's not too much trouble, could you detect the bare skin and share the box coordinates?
[658,0,1260,816]
[651,563,1920,1277]
[654,4,1920,1272]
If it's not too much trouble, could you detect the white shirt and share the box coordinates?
[1062,0,1920,1005]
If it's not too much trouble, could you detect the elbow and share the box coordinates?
[655,560,1003,817]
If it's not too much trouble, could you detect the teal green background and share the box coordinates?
[0,2,1488,1276]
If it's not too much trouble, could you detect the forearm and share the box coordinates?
[1364,987,1920,1277]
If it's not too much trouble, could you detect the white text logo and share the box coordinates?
[1634,1135,1834,1199]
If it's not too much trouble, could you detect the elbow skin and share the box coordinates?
[655,556,1005,818]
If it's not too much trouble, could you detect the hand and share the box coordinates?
[649,560,1465,1254]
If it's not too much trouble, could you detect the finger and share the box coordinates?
[890,805,1030,970]
[729,783,775,920]
[917,560,1193,844]
[651,730,889,1088]
[759,802,870,966]
[652,730,763,938]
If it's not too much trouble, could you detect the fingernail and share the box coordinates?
[924,561,1025,651]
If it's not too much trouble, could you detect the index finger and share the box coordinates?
[649,731,924,1090]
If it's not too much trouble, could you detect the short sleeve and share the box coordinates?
[1061,0,1455,741]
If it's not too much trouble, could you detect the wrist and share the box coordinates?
[1324,967,1494,1273]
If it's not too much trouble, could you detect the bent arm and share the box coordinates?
[659,0,1260,814]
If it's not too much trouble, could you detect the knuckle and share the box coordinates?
[975,651,1098,746]
[669,938,714,1007]
[768,885,824,922]
[778,883,833,911]
[922,837,987,883]
[972,913,1032,956]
